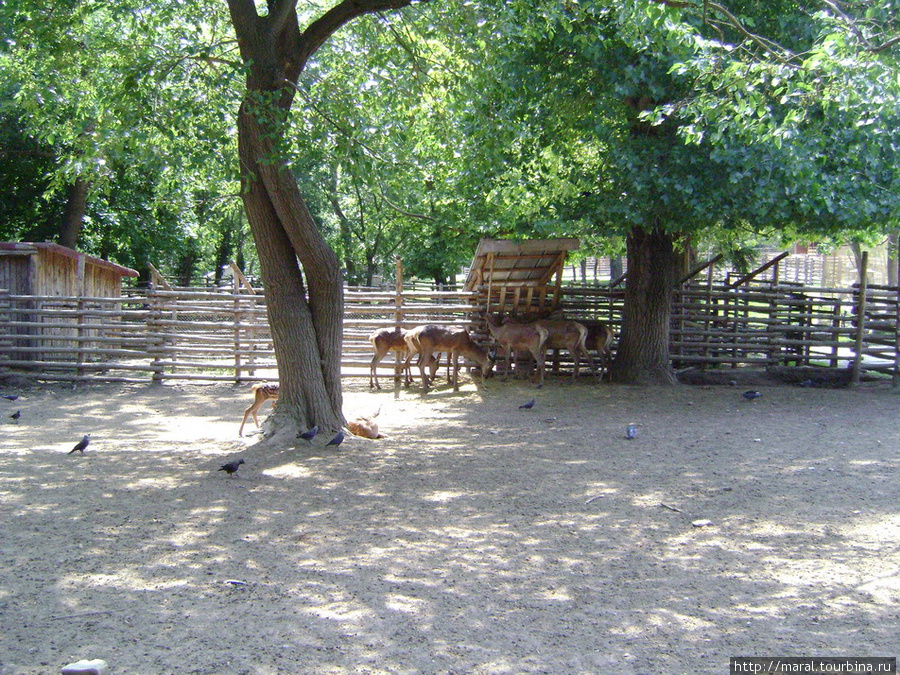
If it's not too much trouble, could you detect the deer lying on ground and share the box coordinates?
[239,382,279,436]
[581,320,615,380]
[485,313,548,386]
[368,326,439,389]
[404,325,495,391]
[347,407,385,439]
[504,316,596,379]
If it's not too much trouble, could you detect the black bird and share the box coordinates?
[742,390,762,400]
[325,430,344,447]
[297,425,319,441]
[68,434,91,455]
[518,398,536,409]
[218,458,245,476]
[10,410,20,423]
[3,394,19,401]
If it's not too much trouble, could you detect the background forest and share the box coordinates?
[2,0,899,420]
[1,1,897,287]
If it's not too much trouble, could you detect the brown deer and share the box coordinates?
[484,313,548,386]
[505,316,596,379]
[403,325,494,391]
[582,320,615,380]
[347,408,384,439]
[239,383,279,436]
[368,327,440,389]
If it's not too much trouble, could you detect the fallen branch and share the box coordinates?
[48,610,115,621]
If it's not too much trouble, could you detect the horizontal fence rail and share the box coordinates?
[0,278,897,383]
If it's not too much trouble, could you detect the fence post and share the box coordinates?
[148,284,165,382]
[895,236,900,389]
[850,251,869,386]
[233,273,242,385]
[75,294,86,378]
[394,257,403,327]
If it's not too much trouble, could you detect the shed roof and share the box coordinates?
[463,238,579,291]
[0,242,139,278]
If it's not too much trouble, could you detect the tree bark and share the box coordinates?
[887,231,898,287]
[227,0,413,434]
[610,226,678,385]
[58,177,89,250]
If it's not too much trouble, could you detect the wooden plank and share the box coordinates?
[475,238,580,254]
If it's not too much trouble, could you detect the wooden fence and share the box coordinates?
[1,275,898,384]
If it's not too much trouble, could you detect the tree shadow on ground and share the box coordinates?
[0,379,897,673]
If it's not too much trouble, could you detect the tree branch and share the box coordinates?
[872,35,900,53]
[226,0,261,60]
[297,0,414,66]
[379,187,435,222]
[652,0,898,59]
[267,0,299,41]
[706,2,795,64]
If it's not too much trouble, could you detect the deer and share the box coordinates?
[347,407,384,439]
[484,313,548,386]
[504,316,596,379]
[403,325,495,391]
[582,320,615,380]
[368,326,440,389]
[239,382,279,437]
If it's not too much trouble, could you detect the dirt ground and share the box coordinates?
[0,372,898,675]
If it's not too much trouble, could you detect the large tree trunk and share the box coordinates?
[58,177,89,249]
[237,108,345,433]
[227,0,412,435]
[610,226,678,385]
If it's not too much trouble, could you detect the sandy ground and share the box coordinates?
[0,373,898,674]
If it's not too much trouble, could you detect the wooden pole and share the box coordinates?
[676,254,724,286]
[728,251,790,288]
[394,257,403,327]
[851,251,868,386]
[229,262,257,294]
[894,235,900,390]
[147,263,172,291]
[232,272,242,384]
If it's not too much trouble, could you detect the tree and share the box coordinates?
[284,11,475,287]
[438,0,898,384]
[226,0,422,434]
[0,0,246,278]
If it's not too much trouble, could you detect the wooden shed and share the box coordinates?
[0,243,139,365]
[464,237,580,317]
[0,242,139,296]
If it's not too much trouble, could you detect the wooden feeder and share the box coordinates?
[464,238,580,318]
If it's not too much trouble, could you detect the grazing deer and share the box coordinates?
[505,316,596,379]
[239,383,279,437]
[582,320,615,380]
[404,325,494,391]
[368,326,440,389]
[484,313,548,386]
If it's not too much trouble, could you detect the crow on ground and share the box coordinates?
[68,434,91,455]
[218,458,245,476]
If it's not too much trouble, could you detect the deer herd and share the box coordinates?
[240,313,614,437]
[370,313,614,392]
